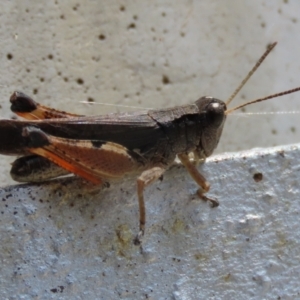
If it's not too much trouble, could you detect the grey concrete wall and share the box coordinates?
[1,0,300,185]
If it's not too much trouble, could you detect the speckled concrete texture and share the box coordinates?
[0,144,300,299]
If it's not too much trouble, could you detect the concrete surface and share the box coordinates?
[0,144,300,299]
[1,1,300,299]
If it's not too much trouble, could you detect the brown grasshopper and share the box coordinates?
[0,42,299,244]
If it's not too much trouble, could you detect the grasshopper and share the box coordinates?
[0,42,299,244]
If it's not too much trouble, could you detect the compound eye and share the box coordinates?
[206,101,226,127]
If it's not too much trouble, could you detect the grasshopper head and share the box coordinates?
[194,96,227,158]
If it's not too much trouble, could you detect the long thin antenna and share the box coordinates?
[226,42,277,106]
[225,87,300,115]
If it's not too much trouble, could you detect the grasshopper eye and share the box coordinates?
[205,100,226,128]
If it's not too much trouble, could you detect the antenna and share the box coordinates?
[226,42,277,106]
[226,87,300,114]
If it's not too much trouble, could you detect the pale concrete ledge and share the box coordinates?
[1,144,300,299]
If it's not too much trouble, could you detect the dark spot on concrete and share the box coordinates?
[77,78,84,85]
[50,286,64,293]
[278,150,285,157]
[162,75,170,84]
[128,23,136,29]
[253,173,263,182]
